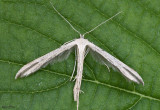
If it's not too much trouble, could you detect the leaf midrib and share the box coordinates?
[1,0,160,104]
[0,59,159,102]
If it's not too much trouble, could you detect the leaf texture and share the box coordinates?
[0,0,160,110]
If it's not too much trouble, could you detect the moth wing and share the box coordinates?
[88,42,144,85]
[15,40,77,79]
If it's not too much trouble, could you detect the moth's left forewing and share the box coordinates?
[87,42,144,85]
[15,39,77,79]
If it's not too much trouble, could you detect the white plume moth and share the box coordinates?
[15,2,144,110]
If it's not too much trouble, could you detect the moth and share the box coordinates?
[15,2,144,110]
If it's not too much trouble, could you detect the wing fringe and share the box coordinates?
[88,43,144,85]
[15,41,76,79]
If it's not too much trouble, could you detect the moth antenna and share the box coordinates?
[50,1,81,35]
[83,11,122,37]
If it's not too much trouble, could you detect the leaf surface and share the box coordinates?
[0,0,160,110]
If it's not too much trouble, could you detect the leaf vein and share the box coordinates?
[127,97,142,110]
[0,59,160,102]
[88,1,160,57]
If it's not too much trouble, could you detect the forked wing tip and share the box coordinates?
[140,79,144,86]
[15,68,28,79]
[136,74,144,86]
[15,72,21,79]
[134,77,144,86]
[15,72,28,79]
[15,76,18,79]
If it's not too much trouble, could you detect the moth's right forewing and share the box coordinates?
[88,42,144,85]
[15,39,77,79]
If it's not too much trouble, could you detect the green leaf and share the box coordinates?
[0,0,160,110]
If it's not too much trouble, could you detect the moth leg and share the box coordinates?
[84,48,90,58]
[104,63,110,72]
[80,90,84,93]
[63,39,76,45]
[70,49,77,81]
[73,75,77,81]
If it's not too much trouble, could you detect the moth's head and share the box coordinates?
[80,34,84,38]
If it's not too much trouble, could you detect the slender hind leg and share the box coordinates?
[70,49,77,81]
[84,48,90,58]
[73,46,85,110]
[104,63,110,72]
